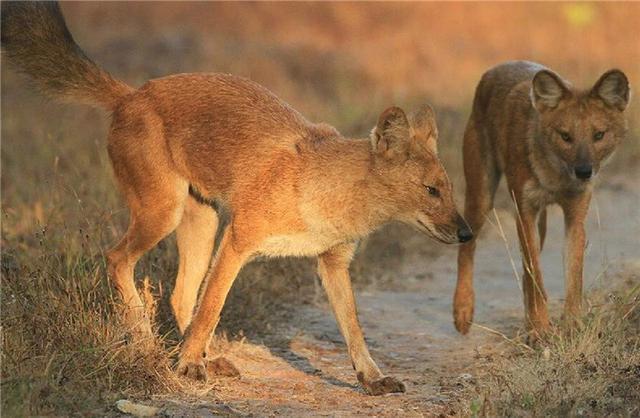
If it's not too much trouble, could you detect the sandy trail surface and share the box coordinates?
[139,180,638,417]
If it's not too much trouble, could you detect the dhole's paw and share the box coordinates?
[359,375,406,396]
[206,357,240,378]
[525,321,554,347]
[125,323,154,343]
[176,358,207,381]
[453,295,474,334]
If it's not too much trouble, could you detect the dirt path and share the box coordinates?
[144,181,638,417]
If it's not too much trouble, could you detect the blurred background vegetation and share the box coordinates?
[2,2,639,415]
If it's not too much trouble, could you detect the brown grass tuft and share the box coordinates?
[0,241,180,415]
[467,274,640,417]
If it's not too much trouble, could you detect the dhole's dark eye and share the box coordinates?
[593,131,605,141]
[558,130,572,143]
[425,186,440,197]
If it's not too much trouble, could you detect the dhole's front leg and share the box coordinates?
[176,226,246,381]
[561,192,590,324]
[515,204,551,339]
[318,243,405,395]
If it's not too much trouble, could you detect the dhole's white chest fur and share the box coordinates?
[258,231,343,257]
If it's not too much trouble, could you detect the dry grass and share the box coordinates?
[1,234,177,415]
[461,273,640,417]
[2,2,639,415]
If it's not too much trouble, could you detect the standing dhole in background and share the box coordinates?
[2,2,472,395]
[454,61,630,339]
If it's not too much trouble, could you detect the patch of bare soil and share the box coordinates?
[118,180,638,417]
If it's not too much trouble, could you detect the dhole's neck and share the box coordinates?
[302,137,396,239]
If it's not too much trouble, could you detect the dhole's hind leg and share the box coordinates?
[107,181,187,338]
[171,197,218,335]
[538,208,547,251]
[454,122,501,334]
[106,125,188,339]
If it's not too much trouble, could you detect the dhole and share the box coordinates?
[2,2,471,394]
[454,61,630,339]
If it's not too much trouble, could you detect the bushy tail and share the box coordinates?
[1,1,133,109]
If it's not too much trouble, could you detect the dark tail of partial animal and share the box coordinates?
[1,1,133,109]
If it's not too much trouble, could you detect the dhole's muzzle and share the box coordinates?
[416,213,472,244]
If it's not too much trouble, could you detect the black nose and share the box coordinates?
[574,164,593,180]
[457,228,473,243]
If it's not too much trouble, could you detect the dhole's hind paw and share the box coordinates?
[453,303,474,334]
[360,375,406,396]
[123,315,154,346]
[206,357,240,378]
[177,359,207,381]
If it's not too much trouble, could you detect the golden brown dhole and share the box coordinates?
[2,2,472,395]
[454,61,630,339]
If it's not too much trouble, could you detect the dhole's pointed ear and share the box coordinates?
[410,104,438,154]
[531,70,571,112]
[370,106,410,155]
[591,69,630,111]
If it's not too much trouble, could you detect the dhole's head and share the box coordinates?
[370,105,472,244]
[531,69,630,183]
